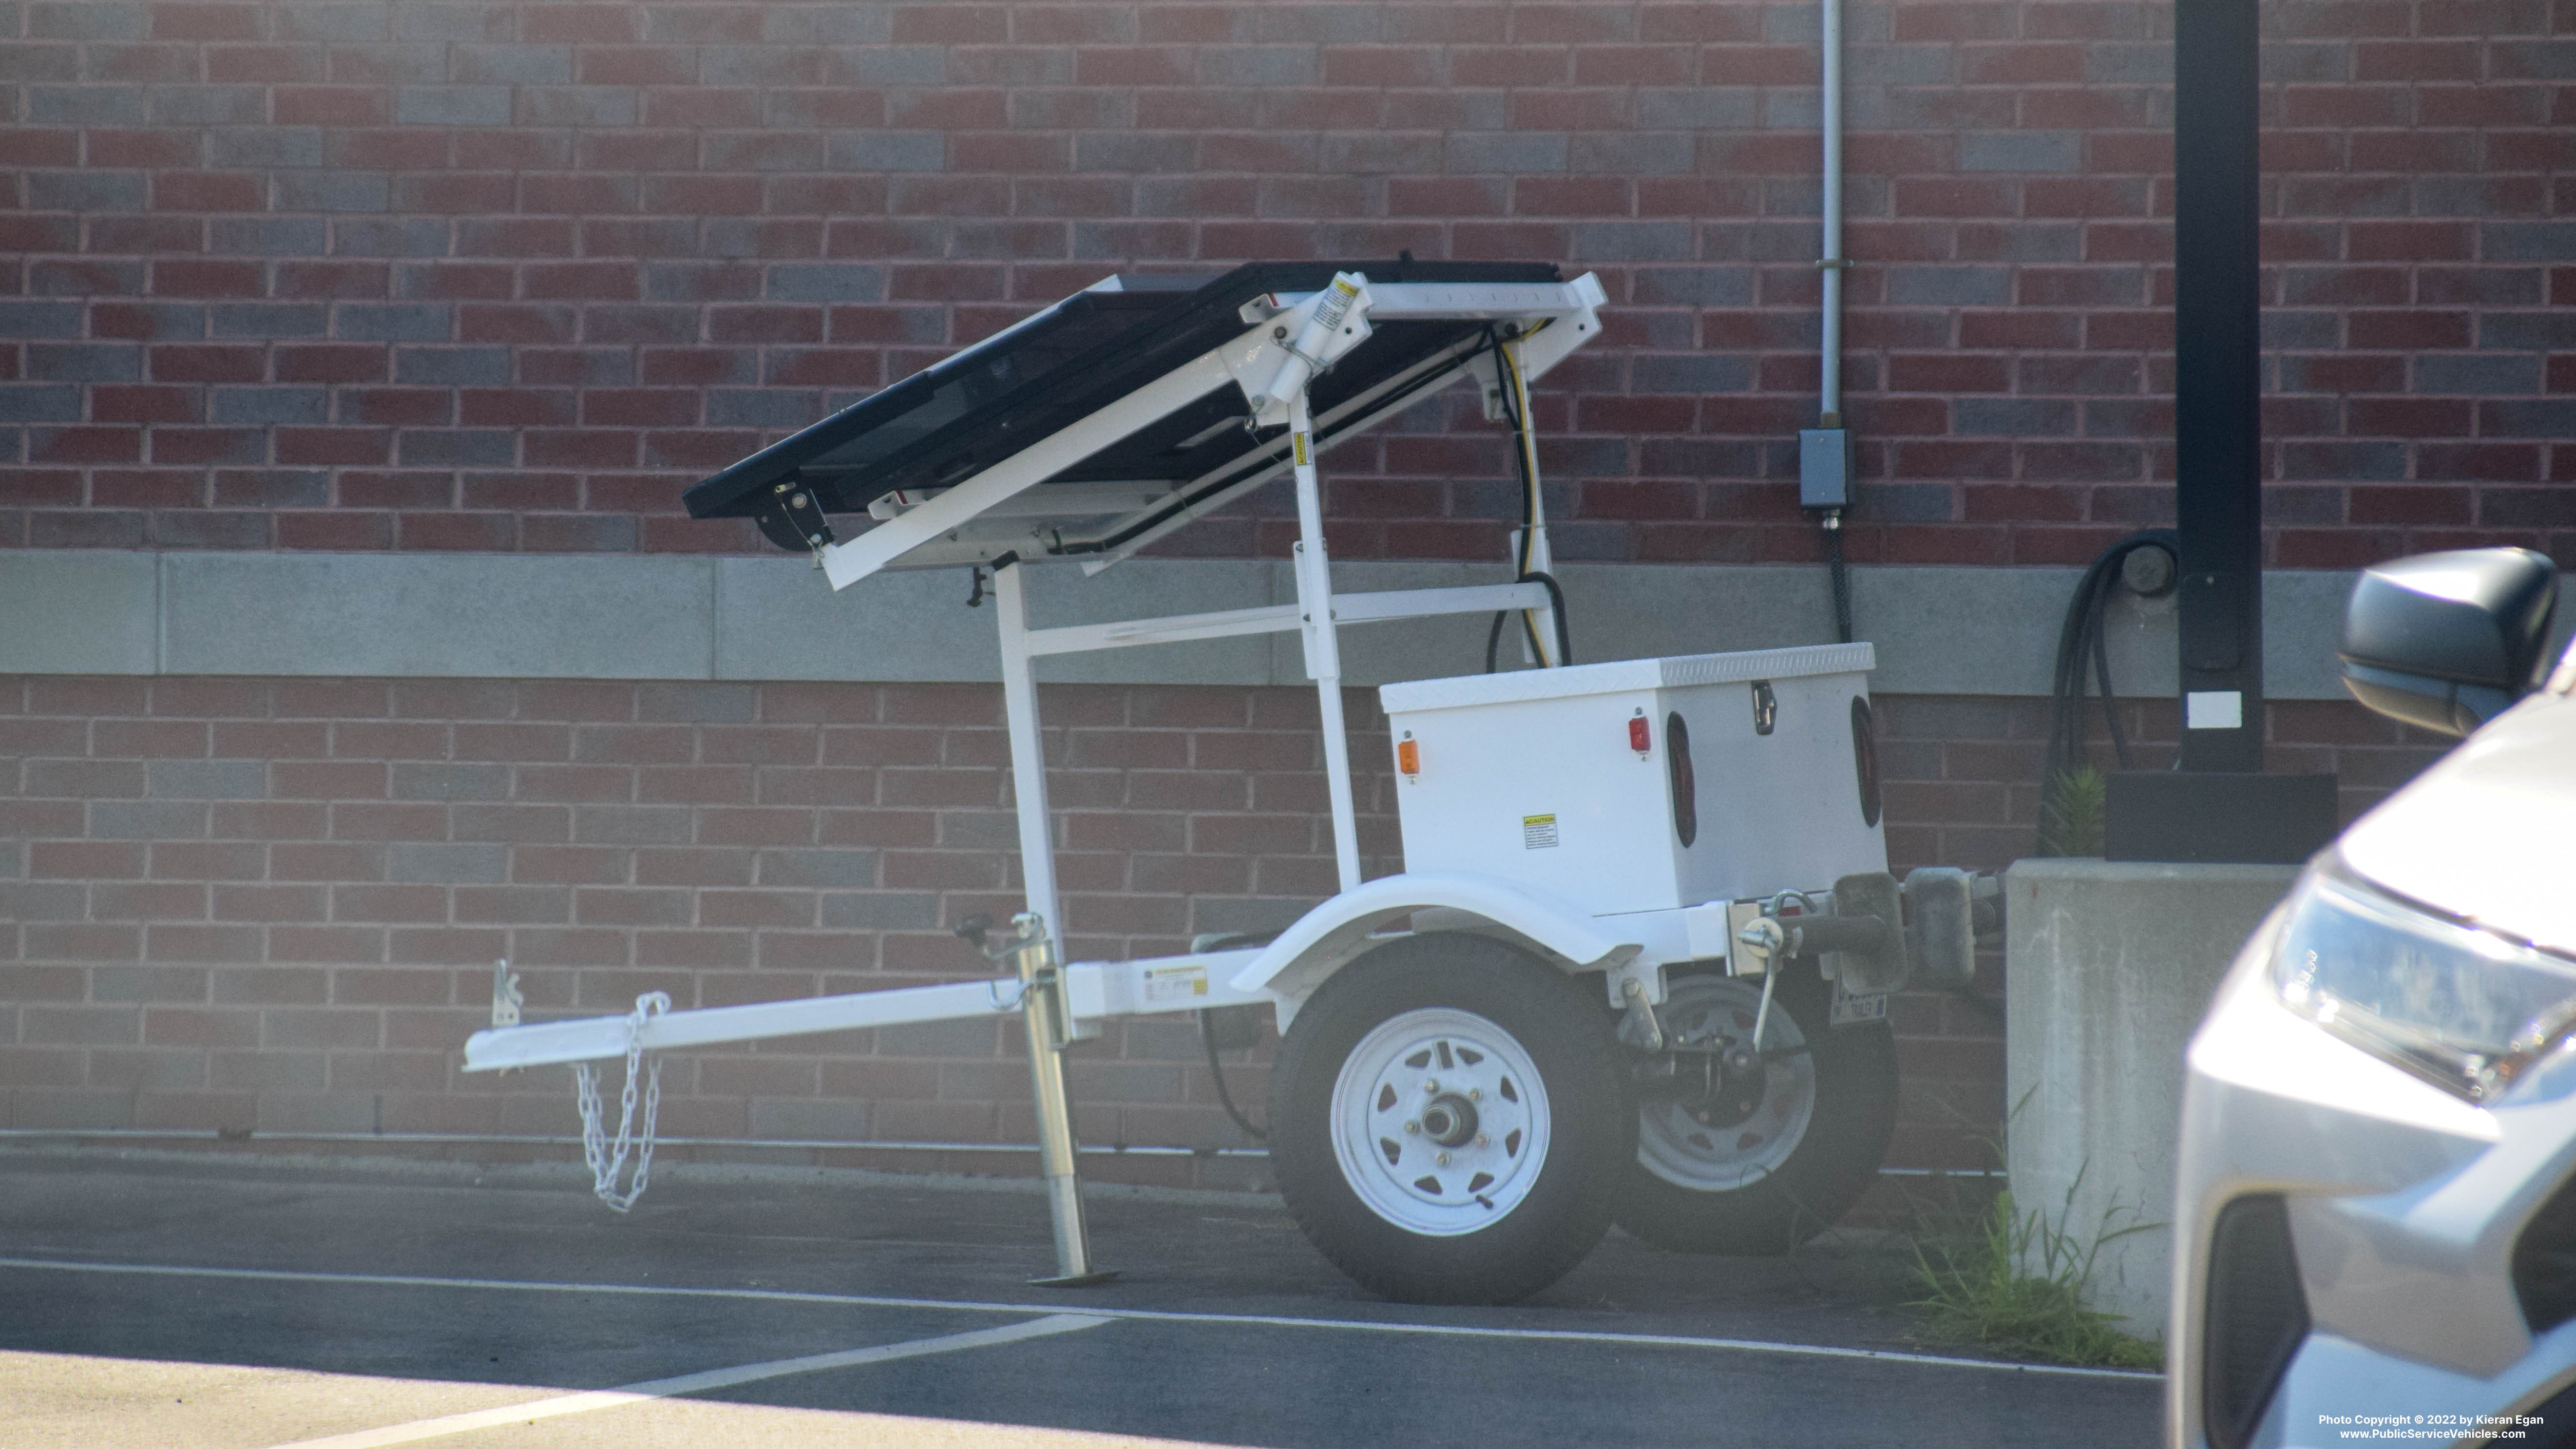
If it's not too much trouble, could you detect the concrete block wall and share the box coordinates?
[0,0,2567,567]
[0,673,2451,1187]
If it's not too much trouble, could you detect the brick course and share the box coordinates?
[0,673,2451,1185]
[0,0,2570,564]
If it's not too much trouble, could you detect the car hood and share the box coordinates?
[2339,686,2576,959]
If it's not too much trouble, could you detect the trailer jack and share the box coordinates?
[958,913,1119,1289]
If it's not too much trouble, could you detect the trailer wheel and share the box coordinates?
[1269,933,1629,1305]
[1614,966,1897,1256]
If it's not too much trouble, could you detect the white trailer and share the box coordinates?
[461,262,1984,1304]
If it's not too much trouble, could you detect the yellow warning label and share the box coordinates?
[1522,814,1559,850]
[1293,433,1310,466]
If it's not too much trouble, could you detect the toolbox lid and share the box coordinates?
[1379,644,1877,715]
[682,260,1571,569]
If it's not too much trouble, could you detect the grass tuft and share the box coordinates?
[1904,1167,2164,1371]
[2037,765,2109,858]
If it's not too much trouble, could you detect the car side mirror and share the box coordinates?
[2339,547,2558,737]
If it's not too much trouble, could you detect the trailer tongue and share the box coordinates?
[462,261,1981,1304]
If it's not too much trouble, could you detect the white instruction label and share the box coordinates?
[1142,964,1208,1006]
[1522,813,1559,850]
[1831,980,1888,1027]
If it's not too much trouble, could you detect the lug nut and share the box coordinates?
[1435,1152,1451,1166]
[1423,1080,1439,1093]
[1403,1120,1419,1134]
[1467,1088,1480,1102]
[1475,1133,1489,1148]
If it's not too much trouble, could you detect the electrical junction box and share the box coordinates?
[1379,645,1889,920]
[1799,428,1853,510]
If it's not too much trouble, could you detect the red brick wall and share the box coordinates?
[0,673,2450,1184]
[2,0,2570,567]
[0,0,2524,1190]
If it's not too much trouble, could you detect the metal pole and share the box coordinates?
[2100,0,2335,864]
[2172,0,2265,772]
[991,561,1063,954]
[1818,0,1844,429]
[1010,914,1112,1287]
[1800,3,1859,635]
[1288,390,1364,894]
[989,566,1112,1287]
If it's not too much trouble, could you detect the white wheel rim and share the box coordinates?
[1330,1007,1551,1237]
[1636,976,1817,1190]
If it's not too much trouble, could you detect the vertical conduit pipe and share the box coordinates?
[1801,0,1859,643]
[1818,0,1845,430]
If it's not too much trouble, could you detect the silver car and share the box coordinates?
[2171,548,2575,1449]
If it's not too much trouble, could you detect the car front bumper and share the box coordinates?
[2169,906,2576,1449]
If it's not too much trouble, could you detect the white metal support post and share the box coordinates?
[988,563,1111,1286]
[992,560,1063,957]
[1287,390,1365,895]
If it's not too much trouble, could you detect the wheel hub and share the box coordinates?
[1331,1008,1550,1235]
[1692,1051,1769,1130]
[1419,1093,1479,1147]
[1634,977,1818,1191]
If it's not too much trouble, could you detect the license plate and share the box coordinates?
[1831,981,1889,1027]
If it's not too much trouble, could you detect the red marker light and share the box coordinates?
[1628,716,1651,753]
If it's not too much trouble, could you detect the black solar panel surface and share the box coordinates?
[681,260,1561,530]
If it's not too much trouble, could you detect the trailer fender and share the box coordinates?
[1230,872,1641,1028]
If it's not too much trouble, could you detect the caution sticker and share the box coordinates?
[1522,814,1559,850]
[1143,964,1208,1005]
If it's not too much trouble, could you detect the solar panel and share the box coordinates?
[681,260,1598,581]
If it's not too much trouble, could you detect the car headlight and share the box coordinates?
[2272,857,2576,1102]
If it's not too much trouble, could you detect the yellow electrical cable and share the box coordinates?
[1498,339,1555,666]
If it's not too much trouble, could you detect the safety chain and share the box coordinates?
[572,991,670,1214]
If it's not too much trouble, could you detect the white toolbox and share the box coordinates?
[1379,644,1888,918]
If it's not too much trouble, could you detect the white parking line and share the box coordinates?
[0,1254,2162,1382]
[264,1314,1108,1449]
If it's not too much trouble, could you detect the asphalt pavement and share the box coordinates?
[0,1148,2161,1448]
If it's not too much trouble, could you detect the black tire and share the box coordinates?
[1268,933,1631,1305]
[1614,964,1898,1256]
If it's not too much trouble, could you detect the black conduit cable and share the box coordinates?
[1523,569,1572,666]
[1480,327,1572,671]
[1501,339,1548,663]
[2042,528,2181,789]
[1821,513,1855,645]
[1203,1031,1267,1143]
[1486,576,1575,672]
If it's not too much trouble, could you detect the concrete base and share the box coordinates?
[2003,857,2300,1335]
